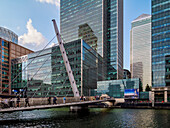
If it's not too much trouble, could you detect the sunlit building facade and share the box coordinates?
[130,14,152,91]
[0,39,33,95]
[60,0,123,80]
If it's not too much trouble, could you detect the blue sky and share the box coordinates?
[0,0,151,70]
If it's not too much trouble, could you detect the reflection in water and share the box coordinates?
[0,108,170,128]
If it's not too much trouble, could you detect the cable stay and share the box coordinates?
[1,36,56,94]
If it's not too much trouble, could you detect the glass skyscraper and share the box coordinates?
[60,0,123,80]
[152,0,170,87]
[130,14,152,90]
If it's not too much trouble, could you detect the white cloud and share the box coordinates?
[49,42,57,47]
[19,19,47,51]
[36,0,60,7]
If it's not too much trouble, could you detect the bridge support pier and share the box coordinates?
[70,106,88,112]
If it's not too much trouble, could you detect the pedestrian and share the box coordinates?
[16,96,20,107]
[53,96,57,105]
[83,96,86,101]
[25,97,30,107]
[63,97,66,103]
[48,97,51,105]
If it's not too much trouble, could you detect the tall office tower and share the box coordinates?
[152,0,170,102]
[60,0,123,80]
[130,14,151,91]
[152,0,170,88]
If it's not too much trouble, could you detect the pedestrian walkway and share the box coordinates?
[0,99,114,113]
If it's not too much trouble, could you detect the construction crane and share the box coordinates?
[52,19,80,97]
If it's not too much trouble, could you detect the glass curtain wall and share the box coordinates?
[0,40,10,93]
[97,78,140,98]
[152,0,170,87]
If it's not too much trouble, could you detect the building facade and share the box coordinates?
[96,78,141,98]
[0,38,33,95]
[130,14,152,91]
[60,0,123,80]
[11,39,104,97]
[151,0,170,103]
[152,0,170,87]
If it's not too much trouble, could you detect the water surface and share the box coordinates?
[0,108,170,128]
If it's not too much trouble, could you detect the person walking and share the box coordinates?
[53,97,57,105]
[48,97,51,105]
[16,96,20,107]
[63,97,66,104]
[25,97,30,107]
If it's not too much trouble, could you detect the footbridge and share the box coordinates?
[0,99,115,113]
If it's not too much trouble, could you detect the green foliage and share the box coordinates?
[145,84,151,91]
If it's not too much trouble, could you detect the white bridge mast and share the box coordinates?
[52,19,80,97]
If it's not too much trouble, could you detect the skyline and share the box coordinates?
[0,0,151,70]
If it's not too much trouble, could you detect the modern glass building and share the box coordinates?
[96,78,141,98]
[152,0,170,87]
[11,39,104,97]
[106,0,123,80]
[0,27,18,44]
[60,0,123,80]
[151,0,170,103]
[130,14,152,91]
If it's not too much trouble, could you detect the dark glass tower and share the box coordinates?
[60,0,123,80]
[152,0,170,87]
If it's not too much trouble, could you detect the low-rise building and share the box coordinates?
[96,78,141,99]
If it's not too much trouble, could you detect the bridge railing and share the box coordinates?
[0,97,97,108]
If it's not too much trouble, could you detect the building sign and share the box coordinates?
[124,89,139,99]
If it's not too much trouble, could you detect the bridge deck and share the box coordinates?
[0,99,114,113]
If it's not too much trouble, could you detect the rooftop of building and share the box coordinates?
[132,14,151,23]
[0,26,18,37]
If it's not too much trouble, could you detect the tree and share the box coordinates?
[139,80,143,92]
[145,84,151,91]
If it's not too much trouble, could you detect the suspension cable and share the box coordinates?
[13,42,79,98]
[30,44,79,98]
[1,36,56,94]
